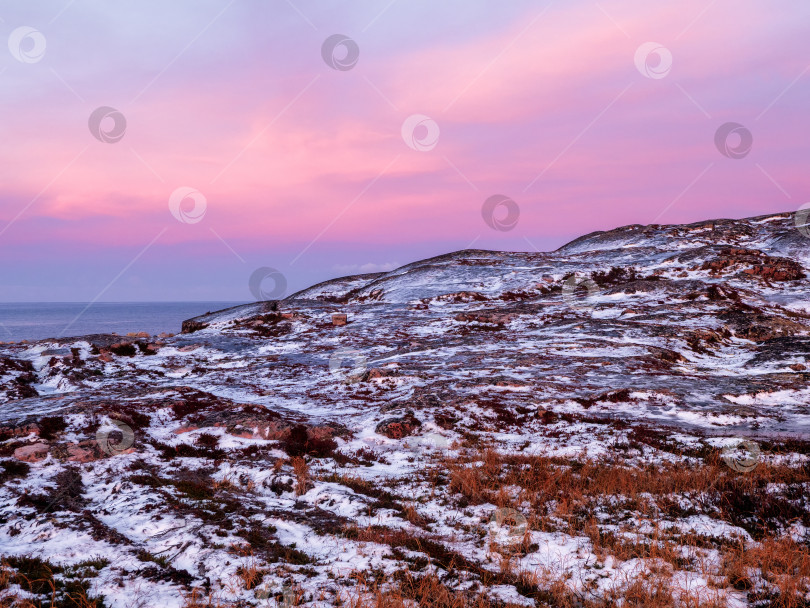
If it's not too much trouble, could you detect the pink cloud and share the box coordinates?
[1,0,807,277]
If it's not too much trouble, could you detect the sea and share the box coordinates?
[0,302,246,343]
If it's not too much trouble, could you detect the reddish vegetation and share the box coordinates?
[701,247,805,281]
[281,424,338,458]
[375,412,422,439]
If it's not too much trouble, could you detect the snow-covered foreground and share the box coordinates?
[0,211,809,607]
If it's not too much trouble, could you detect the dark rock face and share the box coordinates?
[0,357,39,399]
[180,319,209,334]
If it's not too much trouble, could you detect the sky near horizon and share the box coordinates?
[0,0,808,301]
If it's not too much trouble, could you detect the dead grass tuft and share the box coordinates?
[292,456,309,496]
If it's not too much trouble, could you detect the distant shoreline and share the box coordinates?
[0,301,248,343]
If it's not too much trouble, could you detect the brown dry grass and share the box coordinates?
[0,562,10,590]
[721,536,810,606]
[67,593,104,608]
[341,571,496,608]
[446,449,805,513]
[342,568,719,608]
[0,562,35,608]
[181,588,228,608]
[212,475,238,492]
[443,449,808,538]
[402,502,430,527]
[434,446,810,606]
[0,559,103,608]
[213,474,255,494]
[292,456,309,496]
[235,557,264,590]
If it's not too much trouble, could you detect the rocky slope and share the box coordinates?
[0,211,809,607]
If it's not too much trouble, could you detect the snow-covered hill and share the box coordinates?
[1,211,808,607]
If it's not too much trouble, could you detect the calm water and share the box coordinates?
[0,302,246,342]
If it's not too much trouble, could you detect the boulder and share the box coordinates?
[14,442,49,462]
[365,367,399,380]
[66,443,96,463]
[376,412,422,439]
[181,320,208,334]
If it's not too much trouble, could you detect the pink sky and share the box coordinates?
[1,0,808,301]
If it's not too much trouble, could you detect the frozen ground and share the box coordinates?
[0,211,808,607]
